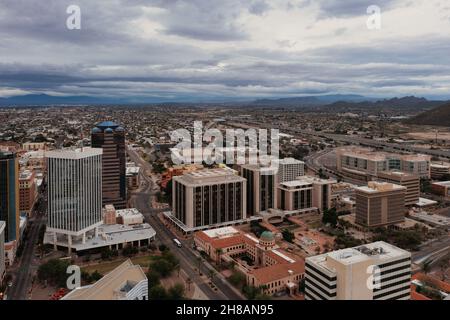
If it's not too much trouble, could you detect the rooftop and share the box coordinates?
[356,181,406,193]
[432,181,450,187]
[46,147,102,159]
[251,261,304,284]
[307,241,411,270]
[202,226,240,239]
[62,259,147,300]
[44,223,156,251]
[173,168,245,186]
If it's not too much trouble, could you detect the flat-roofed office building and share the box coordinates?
[19,169,37,216]
[0,221,5,286]
[430,163,450,180]
[241,164,277,215]
[276,158,305,183]
[377,171,419,206]
[172,168,247,229]
[355,181,406,227]
[91,121,127,209]
[336,147,431,180]
[305,241,411,300]
[0,151,19,242]
[278,180,313,211]
[46,148,103,253]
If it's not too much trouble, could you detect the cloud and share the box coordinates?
[0,0,449,101]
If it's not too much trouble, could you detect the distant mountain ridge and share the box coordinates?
[322,96,444,112]
[406,101,450,126]
[0,94,447,111]
[252,94,374,106]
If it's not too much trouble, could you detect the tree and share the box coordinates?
[147,270,161,289]
[37,259,71,287]
[228,271,246,287]
[215,248,223,266]
[149,285,168,300]
[91,270,103,282]
[242,285,262,300]
[322,208,338,227]
[196,256,203,275]
[208,269,216,281]
[150,259,173,278]
[168,283,185,300]
[282,229,295,243]
[101,248,113,260]
[186,277,193,292]
[122,245,138,257]
[158,244,168,252]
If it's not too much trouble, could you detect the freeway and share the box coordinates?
[229,120,450,159]
[127,147,243,300]
[412,236,450,265]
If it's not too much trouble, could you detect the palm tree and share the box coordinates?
[175,263,181,278]
[196,256,202,275]
[208,270,216,282]
[215,248,223,266]
[186,277,192,292]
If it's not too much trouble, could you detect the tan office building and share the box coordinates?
[430,163,450,180]
[19,170,37,216]
[305,241,411,300]
[278,180,313,211]
[355,181,406,227]
[377,171,419,206]
[336,147,431,180]
[172,169,247,229]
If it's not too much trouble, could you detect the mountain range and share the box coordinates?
[406,101,450,126]
[0,94,447,113]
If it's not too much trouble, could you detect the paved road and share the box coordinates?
[412,236,450,265]
[127,147,243,300]
[7,211,44,300]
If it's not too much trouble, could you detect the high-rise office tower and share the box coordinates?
[0,221,5,286]
[355,181,406,228]
[0,151,19,242]
[276,158,305,183]
[305,241,411,300]
[91,121,127,209]
[46,148,103,253]
[241,164,278,215]
[377,171,419,206]
[172,168,246,230]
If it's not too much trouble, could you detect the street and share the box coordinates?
[7,205,45,300]
[127,147,243,300]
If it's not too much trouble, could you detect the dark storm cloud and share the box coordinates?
[313,0,400,18]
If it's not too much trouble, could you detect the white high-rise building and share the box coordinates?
[46,148,103,253]
[0,221,5,286]
[276,158,305,183]
[305,241,411,300]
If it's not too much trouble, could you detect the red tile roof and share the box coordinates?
[250,261,305,284]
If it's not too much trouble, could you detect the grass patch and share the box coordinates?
[82,255,153,274]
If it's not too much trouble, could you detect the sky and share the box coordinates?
[1,0,450,102]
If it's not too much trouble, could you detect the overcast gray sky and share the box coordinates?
[1,0,450,101]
